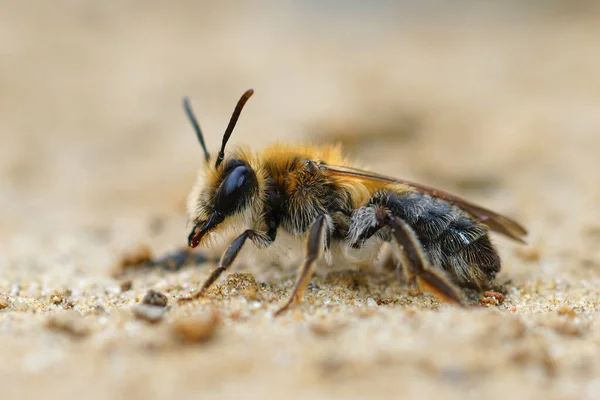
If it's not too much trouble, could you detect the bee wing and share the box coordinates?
[322,164,527,243]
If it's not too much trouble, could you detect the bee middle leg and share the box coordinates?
[274,215,331,316]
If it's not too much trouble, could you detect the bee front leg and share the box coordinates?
[179,230,271,302]
[274,215,331,316]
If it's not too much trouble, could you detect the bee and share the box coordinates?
[182,89,527,315]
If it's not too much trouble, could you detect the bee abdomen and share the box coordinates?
[375,191,501,287]
[423,216,500,287]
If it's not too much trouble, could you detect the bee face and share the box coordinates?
[188,158,258,248]
[183,89,256,248]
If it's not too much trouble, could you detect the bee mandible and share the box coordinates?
[182,89,527,315]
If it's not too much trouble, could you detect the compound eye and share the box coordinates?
[223,166,248,196]
[215,165,251,213]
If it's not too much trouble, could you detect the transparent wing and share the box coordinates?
[322,164,527,243]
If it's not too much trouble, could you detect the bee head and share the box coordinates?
[183,89,256,248]
[187,158,258,247]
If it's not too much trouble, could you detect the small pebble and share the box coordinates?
[484,291,506,303]
[142,289,168,307]
[0,294,9,309]
[557,306,576,317]
[119,279,133,292]
[173,311,220,343]
[479,291,506,306]
[133,304,166,324]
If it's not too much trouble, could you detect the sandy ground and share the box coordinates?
[1,2,600,399]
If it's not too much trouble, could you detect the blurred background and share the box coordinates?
[1,0,600,282]
[2,1,600,399]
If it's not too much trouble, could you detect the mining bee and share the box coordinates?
[182,89,527,315]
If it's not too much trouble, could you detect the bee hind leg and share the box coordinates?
[387,217,464,306]
[348,204,463,306]
[274,215,331,316]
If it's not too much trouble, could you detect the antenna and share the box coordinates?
[183,97,210,163]
[215,89,254,168]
